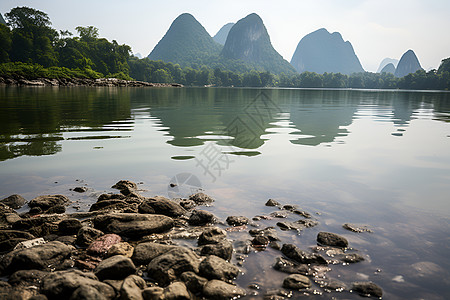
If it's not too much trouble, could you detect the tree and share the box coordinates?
[0,24,12,62]
[75,26,99,42]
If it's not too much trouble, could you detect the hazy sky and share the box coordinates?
[1,0,449,72]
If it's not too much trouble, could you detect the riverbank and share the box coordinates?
[0,76,183,87]
[0,180,382,299]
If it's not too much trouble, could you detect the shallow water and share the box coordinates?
[0,86,449,298]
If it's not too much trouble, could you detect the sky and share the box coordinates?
[1,0,449,72]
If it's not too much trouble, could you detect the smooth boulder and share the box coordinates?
[94,255,136,280]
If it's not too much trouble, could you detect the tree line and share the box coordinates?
[0,7,449,90]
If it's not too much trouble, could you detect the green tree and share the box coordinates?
[0,24,12,62]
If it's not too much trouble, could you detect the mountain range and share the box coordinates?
[147,13,424,77]
[290,28,364,75]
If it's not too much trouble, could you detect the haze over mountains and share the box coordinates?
[213,23,234,45]
[377,58,399,73]
[290,28,364,75]
[394,50,422,78]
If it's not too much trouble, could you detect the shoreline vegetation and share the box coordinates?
[0,180,382,299]
[0,7,449,90]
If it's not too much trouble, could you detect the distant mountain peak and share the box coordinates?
[0,13,6,26]
[213,22,234,45]
[377,58,399,73]
[290,28,364,75]
[394,49,422,77]
[221,13,295,74]
[147,13,221,65]
[380,63,396,74]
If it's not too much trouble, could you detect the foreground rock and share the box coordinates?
[317,232,348,248]
[352,281,383,297]
[1,195,26,209]
[199,255,240,282]
[283,274,312,290]
[281,244,327,265]
[0,241,71,275]
[138,196,186,217]
[40,269,115,299]
[93,213,174,239]
[94,255,136,280]
[203,280,246,300]
[132,242,178,266]
[28,195,70,211]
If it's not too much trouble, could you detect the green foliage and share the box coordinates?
[0,62,102,79]
[0,24,12,62]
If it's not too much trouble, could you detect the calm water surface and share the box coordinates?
[0,87,449,299]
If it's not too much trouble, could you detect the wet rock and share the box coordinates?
[0,203,21,228]
[98,193,126,202]
[94,255,136,280]
[147,247,201,286]
[1,194,26,209]
[234,240,252,254]
[55,235,76,245]
[352,281,383,298]
[198,227,227,245]
[179,199,196,210]
[93,213,174,239]
[120,275,147,300]
[180,271,208,294]
[87,234,122,256]
[317,232,348,249]
[273,257,309,275]
[138,196,186,217]
[297,219,319,227]
[265,199,280,206]
[0,241,71,274]
[112,180,137,192]
[203,280,246,300]
[58,218,82,235]
[281,244,327,265]
[12,215,62,231]
[102,279,123,295]
[76,226,104,247]
[188,210,216,226]
[8,269,48,287]
[249,227,280,241]
[40,269,115,299]
[226,216,249,226]
[142,287,164,300]
[189,193,214,205]
[73,187,88,193]
[283,274,311,290]
[315,278,347,292]
[199,240,233,260]
[293,209,312,218]
[28,195,70,211]
[252,235,270,247]
[0,230,35,252]
[343,223,373,233]
[276,221,305,231]
[340,253,365,263]
[282,204,298,211]
[90,200,137,213]
[13,237,45,250]
[44,204,66,214]
[270,211,289,218]
[70,285,107,300]
[269,241,281,250]
[132,242,178,266]
[199,255,240,282]
[107,242,134,258]
[163,282,190,300]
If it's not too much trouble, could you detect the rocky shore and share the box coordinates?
[0,180,382,299]
[0,76,183,87]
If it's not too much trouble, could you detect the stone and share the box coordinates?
[93,213,174,239]
[276,221,305,231]
[107,242,134,258]
[343,223,373,233]
[281,244,327,265]
[234,240,252,254]
[120,275,146,300]
[316,278,347,292]
[352,281,383,298]
[8,269,48,287]
[94,255,136,280]
[163,282,190,300]
[98,194,126,202]
[112,180,138,192]
[44,204,66,214]
[203,280,246,300]
[273,257,309,275]
[189,193,214,205]
[179,199,196,210]
[265,199,280,206]
[58,218,82,235]
[317,232,348,248]
[87,234,122,256]
[142,287,164,300]
[199,255,240,282]
[138,196,186,217]
[55,235,76,245]
[73,187,88,193]
[282,274,311,290]
[180,271,208,294]
[89,200,137,213]
[132,242,178,266]
[70,285,107,300]
[40,269,115,299]
[0,241,71,274]
[188,210,216,226]
[198,227,227,245]
[1,194,26,209]
[249,227,280,241]
[12,215,63,231]
[28,195,70,211]
[340,253,364,263]
[292,209,312,218]
[226,216,249,226]
[199,240,233,261]
[76,226,104,247]
[0,230,35,252]
[252,235,270,247]
[0,204,21,228]
[147,247,201,286]
[13,238,46,250]
[270,211,289,218]
[296,219,318,227]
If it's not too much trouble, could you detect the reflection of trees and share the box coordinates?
[0,87,131,161]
